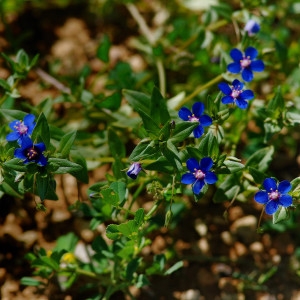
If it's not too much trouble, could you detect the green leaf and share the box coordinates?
[248,167,266,184]
[97,34,111,63]
[91,236,109,253]
[48,158,83,174]
[198,131,219,159]
[123,89,151,115]
[0,108,27,121]
[273,206,289,224]
[0,78,10,90]
[161,140,183,172]
[134,208,145,226]
[129,140,159,161]
[54,232,79,252]
[223,160,244,173]
[110,181,127,202]
[150,87,170,125]
[101,188,119,206]
[20,277,45,287]
[126,257,140,281]
[36,173,48,201]
[136,274,149,288]
[213,174,240,203]
[69,150,89,183]
[137,108,160,138]
[145,156,173,173]
[169,122,199,144]
[98,92,122,111]
[106,224,121,240]
[57,131,77,158]
[4,158,27,172]
[32,256,59,271]
[245,146,274,172]
[31,113,51,149]
[108,128,126,158]
[164,260,184,275]
[267,86,285,116]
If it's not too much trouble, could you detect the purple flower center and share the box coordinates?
[15,121,28,134]
[194,169,205,180]
[27,148,38,160]
[269,190,280,201]
[240,56,251,68]
[231,88,242,99]
[188,114,199,122]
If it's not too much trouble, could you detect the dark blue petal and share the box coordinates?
[227,62,241,74]
[241,68,253,82]
[232,79,243,90]
[199,115,212,127]
[245,47,258,59]
[250,60,265,72]
[254,191,269,204]
[178,107,192,121]
[14,148,27,160]
[265,201,278,215]
[230,48,243,62]
[199,157,213,172]
[37,155,48,166]
[20,136,33,149]
[24,114,35,125]
[181,173,196,184]
[186,158,200,172]
[193,180,205,195]
[9,120,19,131]
[235,98,248,109]
[221,96,234,104]
[193,125,204,138]
[34,143,46,153]
[240,90,254,100]
[263,178,277,192]
[278,180,292,194]
[205,171,217,184]
[6,131,20,142]
[278,194,292,208]
[192,102,205,118]
[218,82,232,95]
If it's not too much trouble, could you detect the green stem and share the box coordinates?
[174,73,224,110]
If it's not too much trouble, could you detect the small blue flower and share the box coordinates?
[127,162,142,179]
[254,178,293,215]
[218,79,254,109]
[178,102,212,138]
[244,20,260,36]
[227,47,264,82]
[14,136,47,166]
[6,114,35,144]
[181,157,217,195]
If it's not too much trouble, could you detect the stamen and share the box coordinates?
[26,148,38,160]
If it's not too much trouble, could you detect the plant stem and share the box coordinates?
[174,73,224,110]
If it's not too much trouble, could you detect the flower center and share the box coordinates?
[15,121,28,134]
[240,56,251,68]
[188,114,199,122]
[194,169,205,180]
[26,147,38,160]
[269,190,280,200]
[231,89,242,99]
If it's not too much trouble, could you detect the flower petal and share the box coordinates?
[263,178,277,192]
[235,98,248,109]
[181,173,196,184]
[250,60,265,72]
[221,96,234,104]
[205,171,217,184]
[230,48,243,62]
[192,180,205,195]
[186,158,200,172]
[240,90,254,100]
[278,194,292,208]
[265,201,279,215]
[35,143,46,153]
[199,157,213,172]
[6,131,20,142]
[192,102,205,117]
[21,136,33,149]
[199,115,212,127]
[14,148,27,160]
[232,79,244,90]
[245,47,258,59]
[24,114,35,125]
[9,120,20,131]
[218,82,232,95]
[254,191,269,204]
[178,107,192,121]
[241,68,253,82]
[278,180,292,194]
[37,155,48,166]
[193,125,204,138]
[227,62,241,74]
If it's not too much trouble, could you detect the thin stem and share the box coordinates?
[174,73,224,110]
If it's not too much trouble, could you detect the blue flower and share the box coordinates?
[6,114,35,144]
[227,47,264,82]
[218,79,254,109]
[127,162,142,179]
[254,178,293,215]
[244,20,260,36]
[14,136,47,166]
[181,157,217,195]
[178,102,212,138]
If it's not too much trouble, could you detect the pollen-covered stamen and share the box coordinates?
[188,114,199,122]
[268,190,280,200]
[231,88,242,99]
[14,121,28,134]
[240,56,251,68]
[26,147,38,160]
[194,169,205,180]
